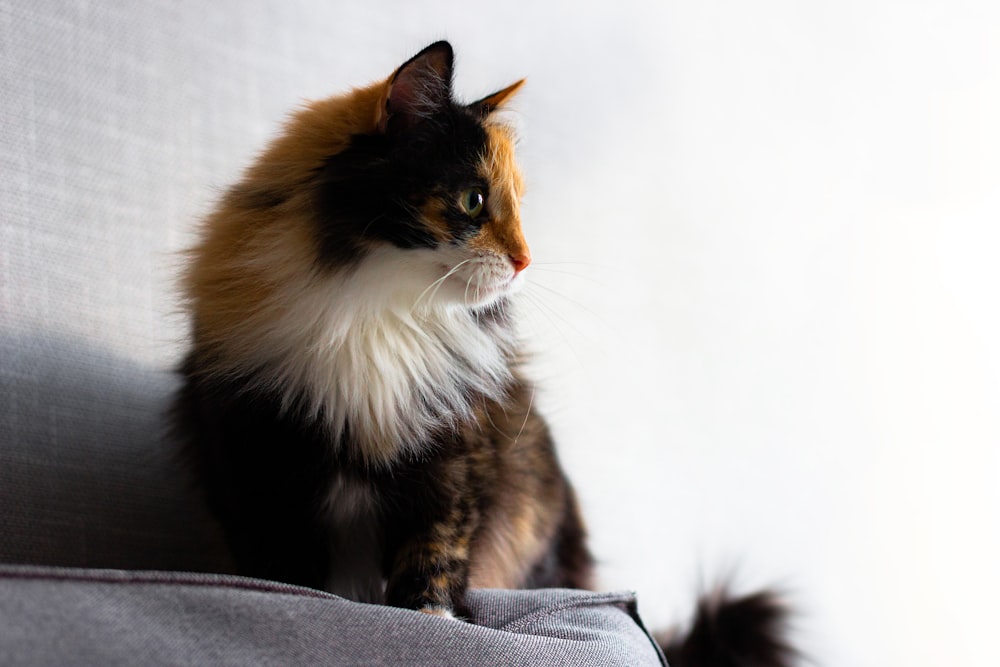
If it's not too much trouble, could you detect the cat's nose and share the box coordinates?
[509,252,531,274]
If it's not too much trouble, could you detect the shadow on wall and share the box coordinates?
[0,331,233,574]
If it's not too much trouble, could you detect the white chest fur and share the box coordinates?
[221,246,516,463]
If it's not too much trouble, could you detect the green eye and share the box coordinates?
[459,187,485,218]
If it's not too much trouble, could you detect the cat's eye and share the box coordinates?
[459,187,485,219]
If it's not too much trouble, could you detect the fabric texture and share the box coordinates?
[1,0,260,573]
[0,566,664,666]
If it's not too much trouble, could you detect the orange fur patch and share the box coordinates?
[475,79,526,113]
[419,197,452,242]
[468,124,530,266]
[467,495,553,589]
[184,79,391,357]
[245,80,388,194]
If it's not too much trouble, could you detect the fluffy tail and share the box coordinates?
[655,588,795,667]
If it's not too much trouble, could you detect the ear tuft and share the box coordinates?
[469,79,526,118]
[379,41,455,134]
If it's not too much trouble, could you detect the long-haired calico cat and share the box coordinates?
[174,41,793,666]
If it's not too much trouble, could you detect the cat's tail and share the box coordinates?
[654,587,796,667]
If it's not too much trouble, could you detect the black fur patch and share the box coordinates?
[174,354,588,601]
[659,588,796,667]
[311,104,490,269]
[173,361,339,590]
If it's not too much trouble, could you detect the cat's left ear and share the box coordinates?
[377,41,454,134]
[468,79,526,117]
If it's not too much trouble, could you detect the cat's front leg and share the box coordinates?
[383,487,479,619]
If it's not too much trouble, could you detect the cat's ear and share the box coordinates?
[376,41,454,134]
[468,79,526,117]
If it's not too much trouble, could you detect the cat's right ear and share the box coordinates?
[376,41,454,134]
[468,79,526,117]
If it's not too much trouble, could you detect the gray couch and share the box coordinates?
[0,3,664,664]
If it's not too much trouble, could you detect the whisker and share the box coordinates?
[411,259,473,312]
[524,281,606,329]
[464,272,474,306]
[425,261,472,306]
[531,260,612,270]
[358,213,387,239]
[510,385,535,447]
[528,265,607,287]
[480,394,511,440]
[475,282,484,315]
[517,289,590,375]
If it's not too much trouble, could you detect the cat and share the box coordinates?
[173,41,793,666]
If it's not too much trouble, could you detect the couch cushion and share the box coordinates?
[0,565,665,666]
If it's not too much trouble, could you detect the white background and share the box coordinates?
[350,3,999,665]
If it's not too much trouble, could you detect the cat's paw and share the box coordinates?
[419,606,457,620]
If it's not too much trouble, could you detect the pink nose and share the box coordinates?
[509,252,531,274]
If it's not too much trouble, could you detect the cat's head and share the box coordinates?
[209,41,530,317]
[320,41,529,311]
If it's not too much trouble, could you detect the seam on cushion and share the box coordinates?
[0,565,340,601]
[499,590,638,634]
